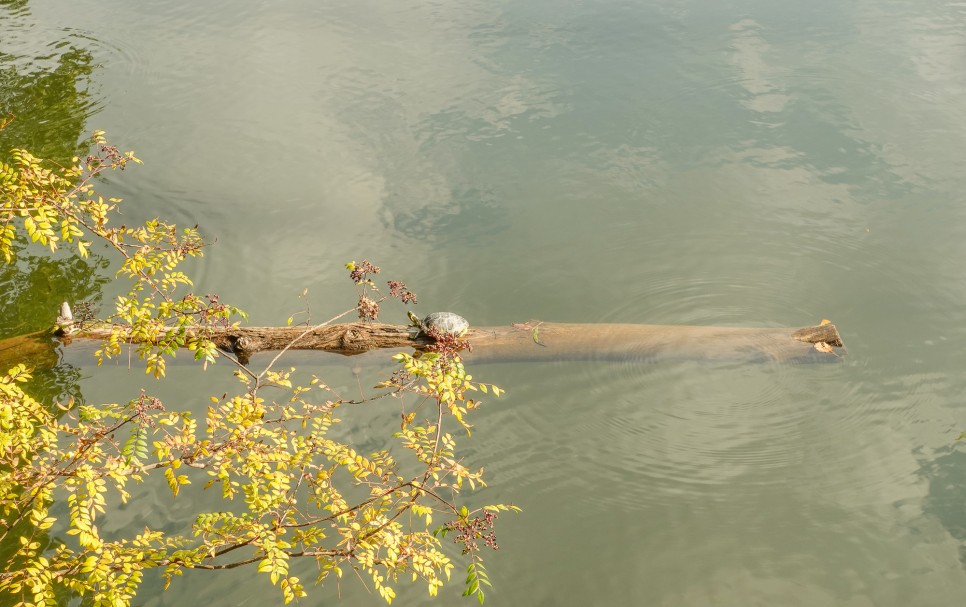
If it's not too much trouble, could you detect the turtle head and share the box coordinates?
[407,310,421,327]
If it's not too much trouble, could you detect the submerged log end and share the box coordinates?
[791,323,844,348]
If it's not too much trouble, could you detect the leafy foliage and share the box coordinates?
[0,136,515,605]
[0,132,246,378]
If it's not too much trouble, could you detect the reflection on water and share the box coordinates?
[922,447,966,567]
[0,243,109,337]
[729,19,791,113]
[0,5,102,163]
[5,0,966,604]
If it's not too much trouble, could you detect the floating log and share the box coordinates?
[0,314,844,371]
[462,321,843,364]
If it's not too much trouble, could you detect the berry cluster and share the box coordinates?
[74,300,98,326]
[85,143,125,171]
[424,326,472,362]
[444,510,499,555]
[189,293,235,327]
[347,262,419,322]
[132,390,165,427]
[387,280,417,304]
[348,259,380,284]
[358,296,379,321]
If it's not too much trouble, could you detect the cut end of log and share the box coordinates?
[791,323,844,348]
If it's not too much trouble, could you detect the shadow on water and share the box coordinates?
[920,445,966,567]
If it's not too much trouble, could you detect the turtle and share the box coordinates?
[407,311,469,338]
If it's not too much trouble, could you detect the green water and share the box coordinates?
[4,0,966,604]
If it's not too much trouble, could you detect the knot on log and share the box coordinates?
[339,326,373,354]
[222,334,256,365]
[234,336,256,353]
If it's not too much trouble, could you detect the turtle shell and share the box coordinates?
[421,312,469,337]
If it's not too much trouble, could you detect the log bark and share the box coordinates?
[0,319,844,371]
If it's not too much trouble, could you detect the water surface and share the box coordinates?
[4,0,966,605]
